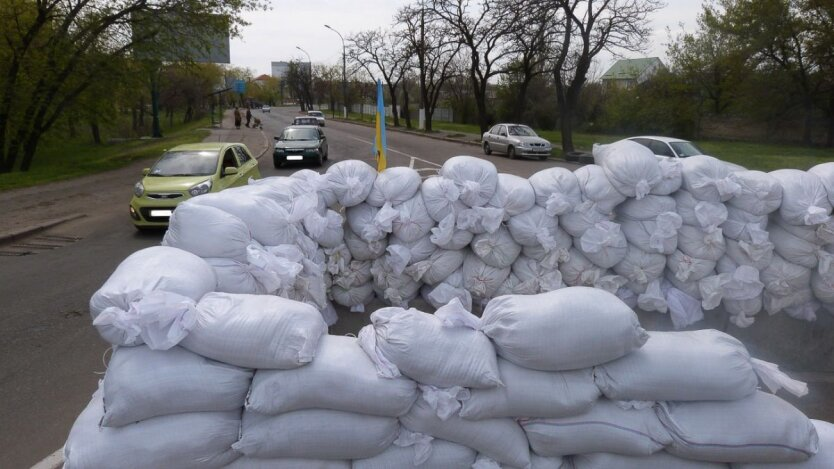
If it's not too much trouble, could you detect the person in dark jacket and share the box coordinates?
[245,107,252,128]
[233,107,242,129]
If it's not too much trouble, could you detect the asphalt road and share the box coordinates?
[0,107,567,468]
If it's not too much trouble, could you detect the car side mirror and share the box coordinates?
[142,168,150,176]
[223,167,239,176]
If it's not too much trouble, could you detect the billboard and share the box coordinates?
[132,11,230,64]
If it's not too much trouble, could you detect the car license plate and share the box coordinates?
[287,155,303,161]
[150,209,173,218]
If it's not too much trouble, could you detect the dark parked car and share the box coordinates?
[273,125,328,168]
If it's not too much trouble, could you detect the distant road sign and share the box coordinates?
[233,79,246,94]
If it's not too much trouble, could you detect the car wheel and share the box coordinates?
[315,153,323,167]
[508,146,517,159]
[273,159,282,169]
[323,147,329,161]
[483,142,492,155]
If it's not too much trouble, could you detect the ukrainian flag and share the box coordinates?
[374,79,387,172]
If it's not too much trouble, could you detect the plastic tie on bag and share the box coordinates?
[303,212,328,239]
[723,265,764,301]
[289,192,319,224]
[540,270,564,291]
[804,205,831,226]
[663,281,704,329]
[93,290,198,350]
[419,384,470,420]
[460,180,482,203]
[474,206,504,233]
[246,243,303,294]
[385,244,412,276]
[393,428,435,465]
[594,274,627,294]
[357,324,401,378]
[615,400,656,410]
[545,193,571,216]
[344,175,363,201]
[699,273,729,310]
[435,297,481,329]
[405,260,431,282]
[703,227,724,247]
[634,179,651,199]
[751,358,809,397]
[694,201,728,232]
[715,174,741,199]
[729,313,755,328]
[817,248,834,274]
[638,279,667,313]
[427,283,473,312]
[471,455,503,469]
[430,213,456,246]
[472,238,496,258]
[350,303,366,313]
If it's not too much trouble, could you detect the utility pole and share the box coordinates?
[325,24,348,118]
[296,46,313,111]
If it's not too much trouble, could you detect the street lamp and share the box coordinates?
[324,24,348,119]
[295,46,312,111]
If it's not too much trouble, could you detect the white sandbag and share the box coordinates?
[371,258,422,307]
[613,245,666,285]
[573,451,726,469]
[512,255,564,293]
[205,258,267,294]
[667,250,717,282]
[162,203,252,261]
[344,227,388,260]
[439,156,498,207]
[812,267,834,305]
[761,254,812,297]
[733,419,834,469]
[593,329,765,401]
[528,167,582,216]
[430,213,476,249]
[421,176,468,222]
[247,335,417,416]
[522,400,672,457]
[595,139,662,199]
[180,293,327,369]
[290,168,338,208]
[677,224,726,261]
[245,175,313,209]
[673,190,727,232]
[769,222,832,272]
[574,164,627,213]
[226,458,349,469]
[472,454,568,469]
[186,193,301,246]
[558,203,609,238]
[330,281,374,311]
[665,269,704,300]
[617,195,677,221]
[764,288,818,318]
[658,391,819,463]
[388,235,438,267]
[400,398,531,468]
[481,287,648,371]
[460,359,599,420]
[559,248,605,287]
[722,206,768,241]
[463,252,511,300]
[89,246,216,347]
[407,248,465,285]
[577,220,628,269]
[652,157,683,195]
[63,390,240,469]
[233,409,398,460]
[455,206,504,234]
[358,305,502,388]
[680,154,741,202]
[522,240,571,270]
[729,170,782,215]
[347,203,396,242]
[305,209,344,249]
[325,159,377,207]
[101,346,251,427]
[366,166,422,207]
[771,169,831,226]
[488,173,537,219]
[619,214,681,255]
[507,205,570,248]
[422,273,474,312]
[392,193,435,243]
[353,437,476,469]
[725,238,773,270]
[472,226,522,269]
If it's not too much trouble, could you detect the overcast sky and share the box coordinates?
[229,0,705,79]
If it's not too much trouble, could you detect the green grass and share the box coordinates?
[0,118,211,192]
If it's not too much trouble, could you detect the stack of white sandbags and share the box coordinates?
[764,169,833,320]
[65,290,328,469]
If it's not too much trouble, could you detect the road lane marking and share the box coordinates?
[344,135,442,168]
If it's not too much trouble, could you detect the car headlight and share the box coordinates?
[188,179,212,197]
[133,181,144,197]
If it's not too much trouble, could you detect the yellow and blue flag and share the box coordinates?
[374,79,387,172]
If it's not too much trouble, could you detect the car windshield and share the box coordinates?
[670,141,705,158]
[294,118,317,125]
[149,150,218,176]
[308,111,323,117]
[281,128,319,141]
[508,125,537,137]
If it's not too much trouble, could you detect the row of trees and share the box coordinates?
[289,0,832,149]
[0,0,267,173]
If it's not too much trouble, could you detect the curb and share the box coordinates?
[329,117,569,163]
[0,214,87,245]
[31,448,62,469]
[256,128,270,160]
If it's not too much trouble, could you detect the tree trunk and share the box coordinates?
[516,77,532,122]
[139,96,146,128]
[90,120,101,144]
[388,85,400,127]
[150,72,162,138]
[555,80,573,154]
[68,114,77,138]
[402,83,412,129]
[803,99,814,146]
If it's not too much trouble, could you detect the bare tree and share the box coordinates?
[551,0,663,153]
[431,0,521,133]
[348,29,411,127]
[396,2,461,132]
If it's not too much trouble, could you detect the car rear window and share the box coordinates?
[149,150,218,176]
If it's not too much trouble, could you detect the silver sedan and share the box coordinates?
[482,123,552,160]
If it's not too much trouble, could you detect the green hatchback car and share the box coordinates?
[129,142,260,229]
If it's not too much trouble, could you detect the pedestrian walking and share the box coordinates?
[245,107,252,128]
[233,107,242,129]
